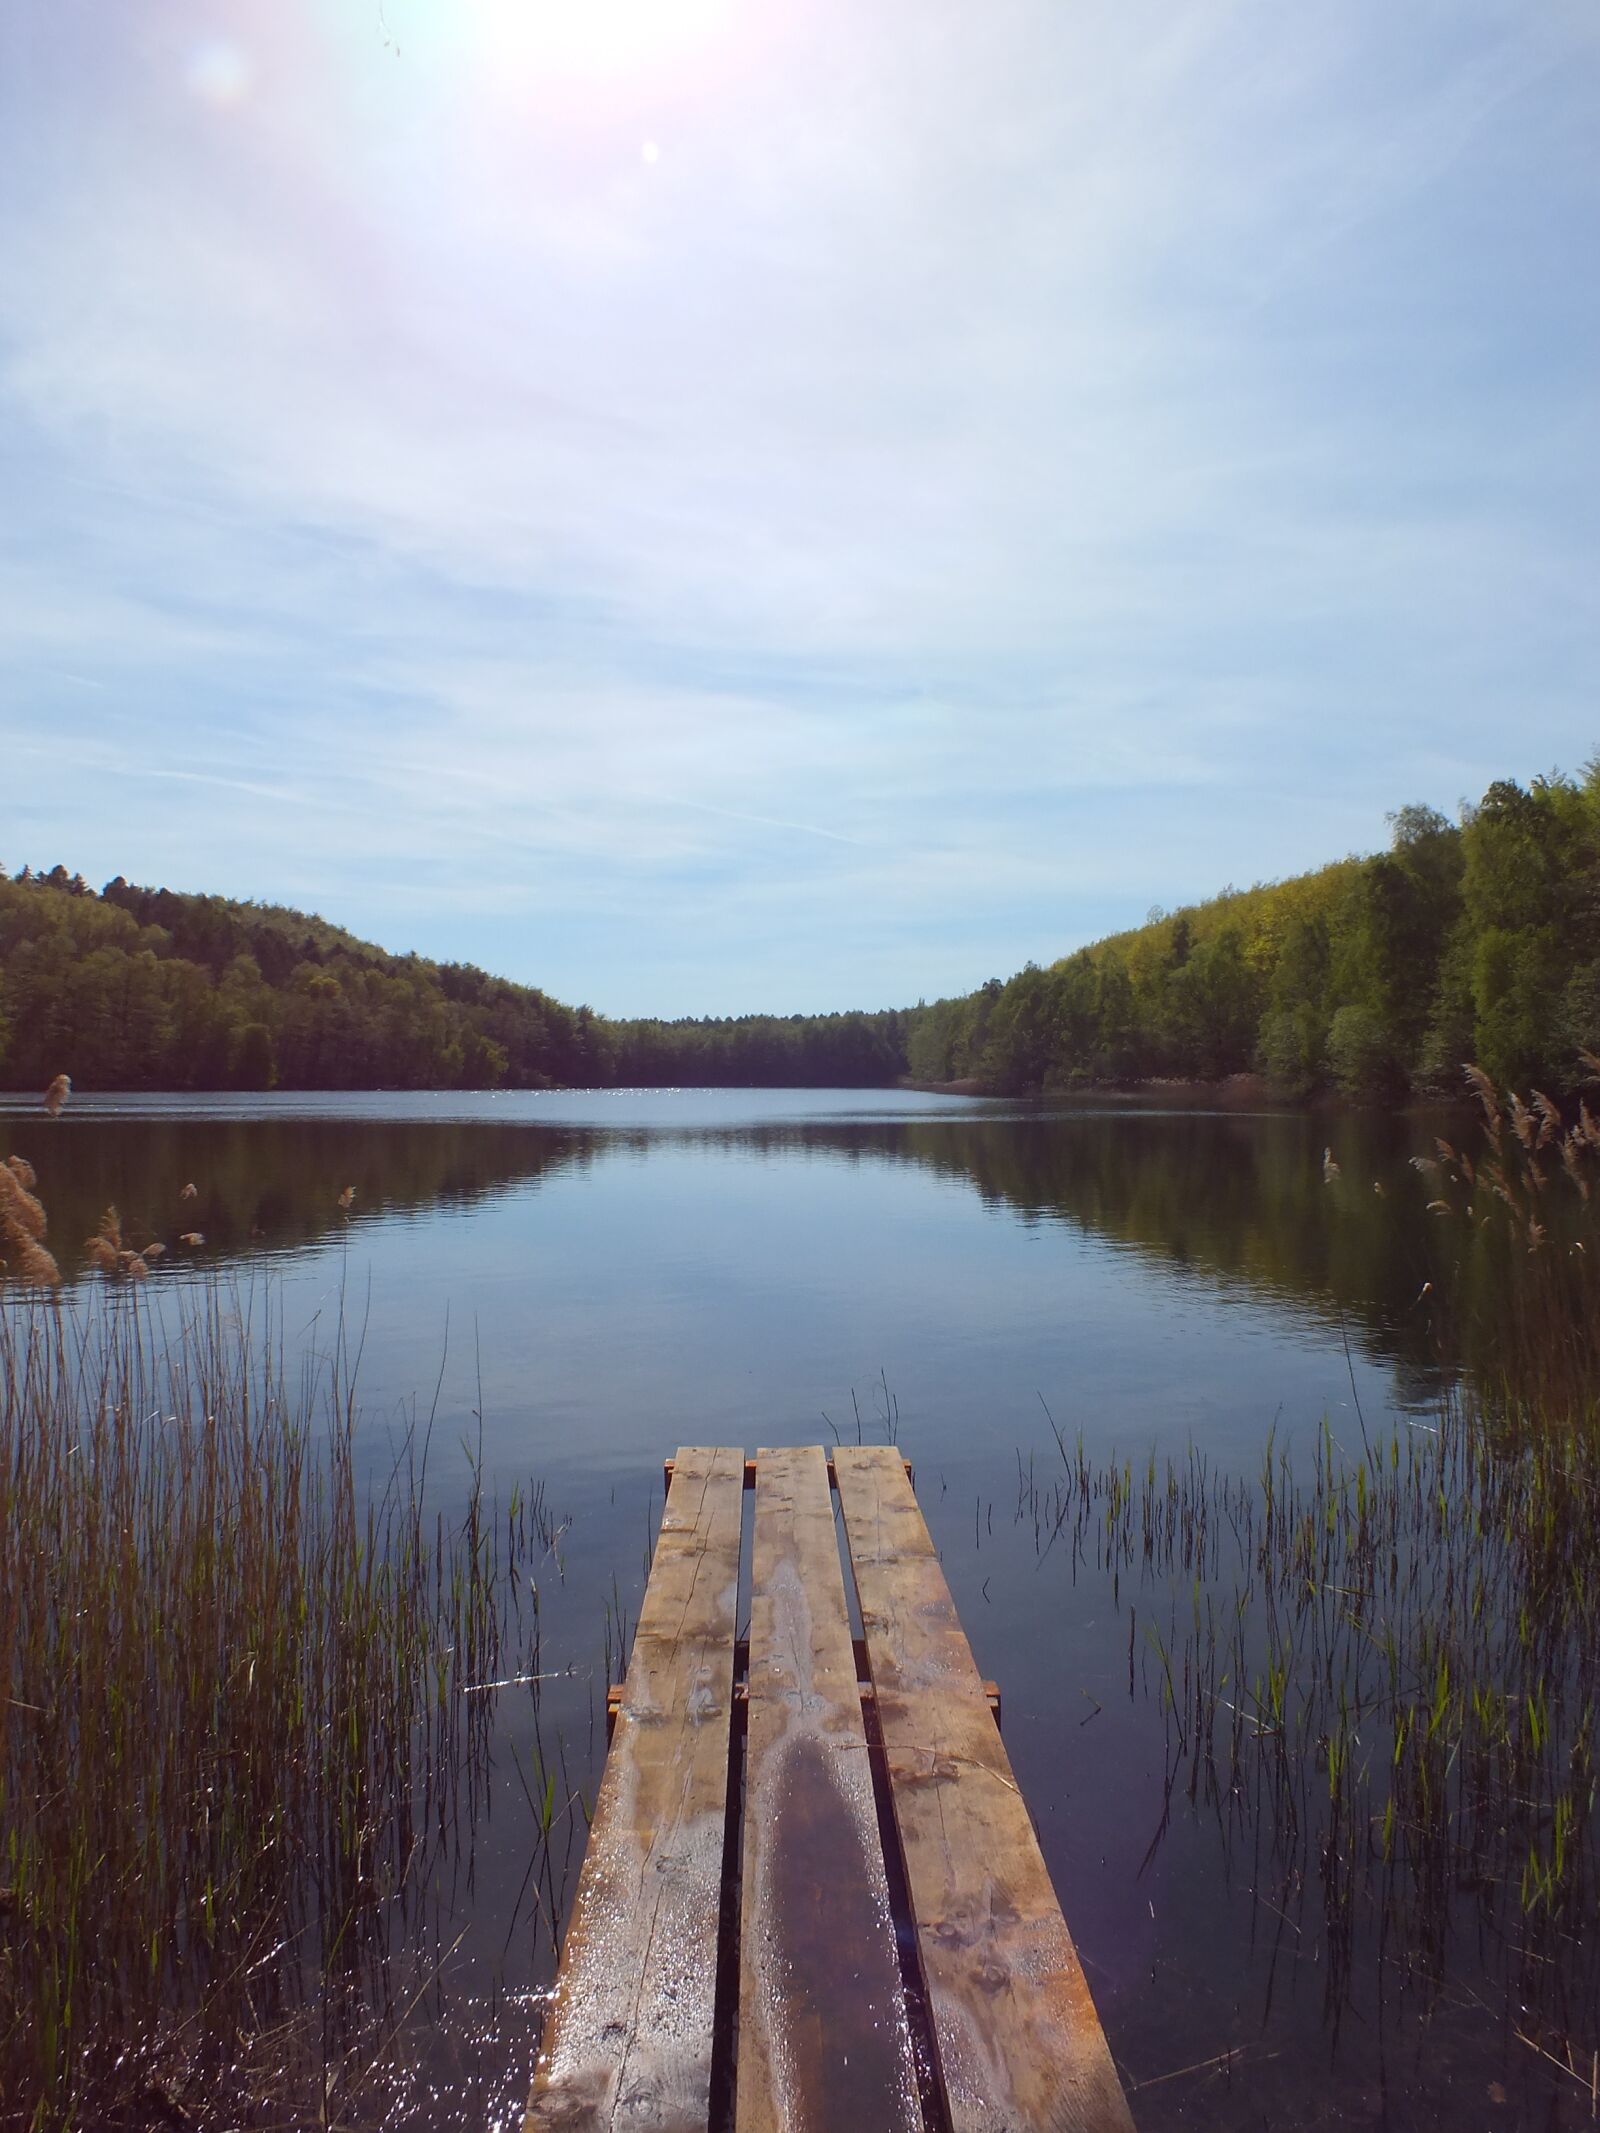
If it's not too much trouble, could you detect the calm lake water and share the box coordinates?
[0,1089,1554,2128]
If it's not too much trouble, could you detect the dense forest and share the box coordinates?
[908,764,1600,1100]
[0,868,903,1092]
[1,760,1595,1099]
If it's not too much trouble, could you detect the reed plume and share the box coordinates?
[0,1160,48,1242]
[83,1202,123,1272]
[0,1162,60,1286]
[7,1231,62,1287]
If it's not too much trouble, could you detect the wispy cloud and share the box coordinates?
[133,768,328,811]
[1,0,1596,1011]
[659,799,864,848]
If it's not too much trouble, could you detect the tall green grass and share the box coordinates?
[0,1266,555,2130]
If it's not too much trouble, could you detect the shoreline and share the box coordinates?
[899,1071,1470,1115]
[899,1071,1301,1108]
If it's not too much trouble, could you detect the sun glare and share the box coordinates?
[473,0,737,79]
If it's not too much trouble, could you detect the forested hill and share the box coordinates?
[0,869,906,1090]
[2,760,1596,1098]
[908,765,1600,1100]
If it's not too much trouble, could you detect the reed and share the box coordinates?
[0,1264,557,2130]
[1415,1059,1600,1417]
[1021,1069,1600,2100]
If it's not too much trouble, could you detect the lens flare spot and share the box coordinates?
[641,139,660,164]
[186,40,253,106]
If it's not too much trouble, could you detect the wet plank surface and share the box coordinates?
[735,1444,924,2133]
[526,1445,743,2133]
[834,1444,1135,2133]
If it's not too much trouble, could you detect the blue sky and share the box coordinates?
[1,0,1596,1016]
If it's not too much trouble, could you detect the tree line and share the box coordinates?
[1,760,1595,1099]
[908,767,1595,1100]
[0,874,612,1091]
[906,765,1600,1099]
[0,869,904,1092]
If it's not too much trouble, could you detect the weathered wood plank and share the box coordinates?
[735,1446,924,2133]
[664,1454,913,1493]
[526,1445,744,2133]
[834,1445,1135,2133]
[605,1662,1001,1740]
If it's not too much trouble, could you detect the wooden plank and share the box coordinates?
[735,1446,924,2133]
[605,1666,1001,1740]
[527,1445,744,2133]
[834,1445,1135,2133]
[665,1453,913,1493]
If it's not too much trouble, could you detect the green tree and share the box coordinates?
[1165,926,1260,1078]
[1327,1004,1398,1101]
[1456,776,1588,1085]
[232,1021,277,1091]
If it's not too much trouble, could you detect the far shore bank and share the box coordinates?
[897,1071,1475,1115]
[898,1075,990,1097]
[2,1075,1476,1119]
[900,1071,1302,1108]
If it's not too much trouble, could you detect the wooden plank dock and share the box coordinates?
[526,1445,1134,2133]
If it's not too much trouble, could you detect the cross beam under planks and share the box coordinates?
[526,1445,1135,2133]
